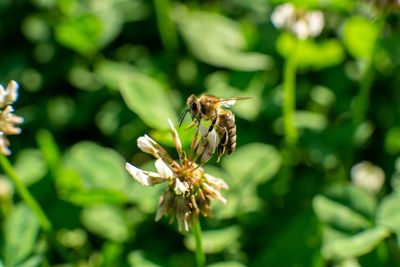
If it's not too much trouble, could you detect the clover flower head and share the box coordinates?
[271,3,324,40]
[126,119,228,232]
[0,80,23,155]
[351,161,385,194]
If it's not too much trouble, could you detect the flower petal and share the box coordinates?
[5,80,19,105]
[125,162,153,186]
[168,118,182,151]
[174,178,189,195]
[155,158,173,179]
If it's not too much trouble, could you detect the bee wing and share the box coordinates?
[217,97,253,107]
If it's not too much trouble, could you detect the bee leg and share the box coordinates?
[205,117,217,137]
[185,122,196,130]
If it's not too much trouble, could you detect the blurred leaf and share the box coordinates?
[295,111,328,131]
[342,16,379,59]
[14,149,47,186]
[3,203,40,267]
[207,262,246,267]
[276,32,345,69]
[184,226,241,254]
[81,205,130,242]
[222,143,281,186]
[127,251,163,267]
[270,0,356,11]
[176,10,273,71]
[322,227,390,260]
[55,14,102,55]
[376,192,400,234]
[313,195,371,232]
[17,255,43,267]
[384,126,400,154]
[253,212,321,266]
[101,241,123,267]
[64,141,130,193]
[96,60,177,129]
[36,129,62,173]
[65,188,127,206]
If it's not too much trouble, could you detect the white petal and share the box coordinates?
[5,80,19,104]
[125,162,153,186]
[0,85,6,105]
[155,158,173,178]
[174,178,189,195]
[206,129,218,154]
[137,135,157,155]
[199,125,207,137]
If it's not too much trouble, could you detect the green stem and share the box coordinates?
[192,217,205,267]
[282,40,299,146]
[352,12,386,128]
[153,0,178,50]
[0,153,52,232]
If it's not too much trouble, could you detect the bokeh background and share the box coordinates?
[1,0,400,266]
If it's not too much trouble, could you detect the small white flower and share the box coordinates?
[126,162,154,186]
[155,158,173,179]
[4,80,19,105]
[174,178,189,195]
[351,161,385,194]
[306,11,324,37]
[0,132,10,156]
[271,3,295,29]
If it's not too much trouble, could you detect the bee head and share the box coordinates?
[187,94,199,120]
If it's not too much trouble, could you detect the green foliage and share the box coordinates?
[1,0,400,266]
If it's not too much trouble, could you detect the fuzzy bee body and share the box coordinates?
[183,94,251,161]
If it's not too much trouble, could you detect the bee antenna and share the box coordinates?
[179,109,190,127]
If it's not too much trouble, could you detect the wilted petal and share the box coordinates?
[202,183,227,204]
[126,162,154,186]
[204,173,228,190]
[4,80,19,105]
[174,178,189,195]
[155,158,173,179]
[168,118,182,151]
[0,133,10,156]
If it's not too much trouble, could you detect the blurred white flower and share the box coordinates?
[0,80,19,107]
[271,3,324,40]
[351,161,385,194]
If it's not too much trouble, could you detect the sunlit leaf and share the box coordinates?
[64,141,130,192]
[176,10,273,71]
[276,32,345,69]
[376,192,400,234]
[55,14,102,55]
[222,143,281,186]
[207,262,246,267]
[127,250,163,267]
[384,127,400,154]
[322,227,390,260]
[3,203,40,267]
[184,226,241,254]
[96,60,177,129]
[14,149,47,186]
[313,195,371,232]
[81,205,130,242]
[17,255,43,267]
[270,0,356,11]
[342,16,379,59]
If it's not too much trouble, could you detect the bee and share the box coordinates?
[180,94,252,161]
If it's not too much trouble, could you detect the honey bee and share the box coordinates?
[180,94,252,161]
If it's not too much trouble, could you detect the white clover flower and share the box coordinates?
[0,80,23,155]
[271,3,324,40]
[126,119,228,232]
[351,161,385,194]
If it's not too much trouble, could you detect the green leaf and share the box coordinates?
[120,75,177,129]
[184,226,241,254]
[3,203,40,267]
[207,262,246,267]
[55,14,102,55]
[64,141,130,193]
[322,227,390,260]
[14,149,47,186]
[36,129,62,173]
[384,127,400,154]
[127,251,163,267]
[313,195,372,232]
[276,32,345,69]
[176,10,273,71]
[376,192,400,233]
[18,255,43,267]
[222,143,281,187]
[95,60,177,129]
[81,205,130,242]
[342,16,379,59]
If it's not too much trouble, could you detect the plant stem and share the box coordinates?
[0,153,52,232]
[352,13,386,128]
[192,217,205,267]
[282,39,299,146]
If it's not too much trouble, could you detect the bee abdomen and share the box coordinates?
[226,124,236,154]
